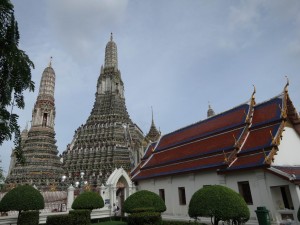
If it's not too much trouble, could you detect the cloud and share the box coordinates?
[46,0,128,62]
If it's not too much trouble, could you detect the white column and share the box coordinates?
[255,171,277,221]
[67,185,75,212]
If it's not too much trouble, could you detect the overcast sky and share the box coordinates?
[1,0,300,175]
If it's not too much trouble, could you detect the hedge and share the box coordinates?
[127,211,161,225]
[18,210,39,225]
[162,221,205,225]
[69,209,91,225]
[46,214,72,225]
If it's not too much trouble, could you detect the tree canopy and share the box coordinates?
[0,185,44,212]
[0,0,35,160]
[123,190,166,213]
[188,185,250,225]
[72,191,104,210]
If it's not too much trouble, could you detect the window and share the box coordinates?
[42,113,48,126]
[159,189,165,202]
[238,181,253,205]
[178,187,186,205]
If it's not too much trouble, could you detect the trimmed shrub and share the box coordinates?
[46,214,72,225]
[188,185,250,225]
[0,185,44,212]
[18,210,39,225]
[0,185,44,225]
[72,191,104,210]
[124,190,166,213]
[69,209,90,225]
[127,211,161,225]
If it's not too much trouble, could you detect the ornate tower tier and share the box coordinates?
[63,34,144,185]
[6,62,64,188]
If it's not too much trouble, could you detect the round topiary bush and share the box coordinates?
[0,185,44,225]
[188,185,249,225]
[0,185,44,212]
[72,191,104,210]
[123,190,166,213]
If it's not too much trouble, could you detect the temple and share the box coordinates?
[62,34,144,186]
[6,60,64,188]
[132,83,300,223]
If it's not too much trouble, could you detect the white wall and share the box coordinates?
[274,122,300,166]
[137,169,300,225]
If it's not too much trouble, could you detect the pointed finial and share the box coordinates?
[284,75,289,93]
[208,101,211,109]
[151,106,154,123]
[110,32,113,41]
[49,56,52,67]
[252,84,256,95]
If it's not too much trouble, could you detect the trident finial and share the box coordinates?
[49,56,53,67]
[110,32,113,41]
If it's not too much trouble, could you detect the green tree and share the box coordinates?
[71,191,104,210]
[188,185,250,225]
[123,190,166,213]
[124,190,166,225]
[71,191,104,225]
[0,185,44,225]
[0,0,35,160]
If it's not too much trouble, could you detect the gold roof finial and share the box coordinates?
[284,75,289,93]
[252,84,256,95]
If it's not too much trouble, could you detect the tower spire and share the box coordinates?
[104,33,118,69]
[145,107,160,143]
[207,101,216,118]
[38,61,56,99]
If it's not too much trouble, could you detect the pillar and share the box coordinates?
[67,185,75,212]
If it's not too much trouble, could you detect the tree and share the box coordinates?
[0,185,44,225]
[71,191,104,225]
[71,191,104,210]
[0,0,35,159]
[188,185,250,225]
[124,190,166,225]
[123,190,166,213]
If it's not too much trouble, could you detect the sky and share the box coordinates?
[1,0,300,175]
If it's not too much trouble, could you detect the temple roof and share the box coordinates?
[132,86,300,182]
